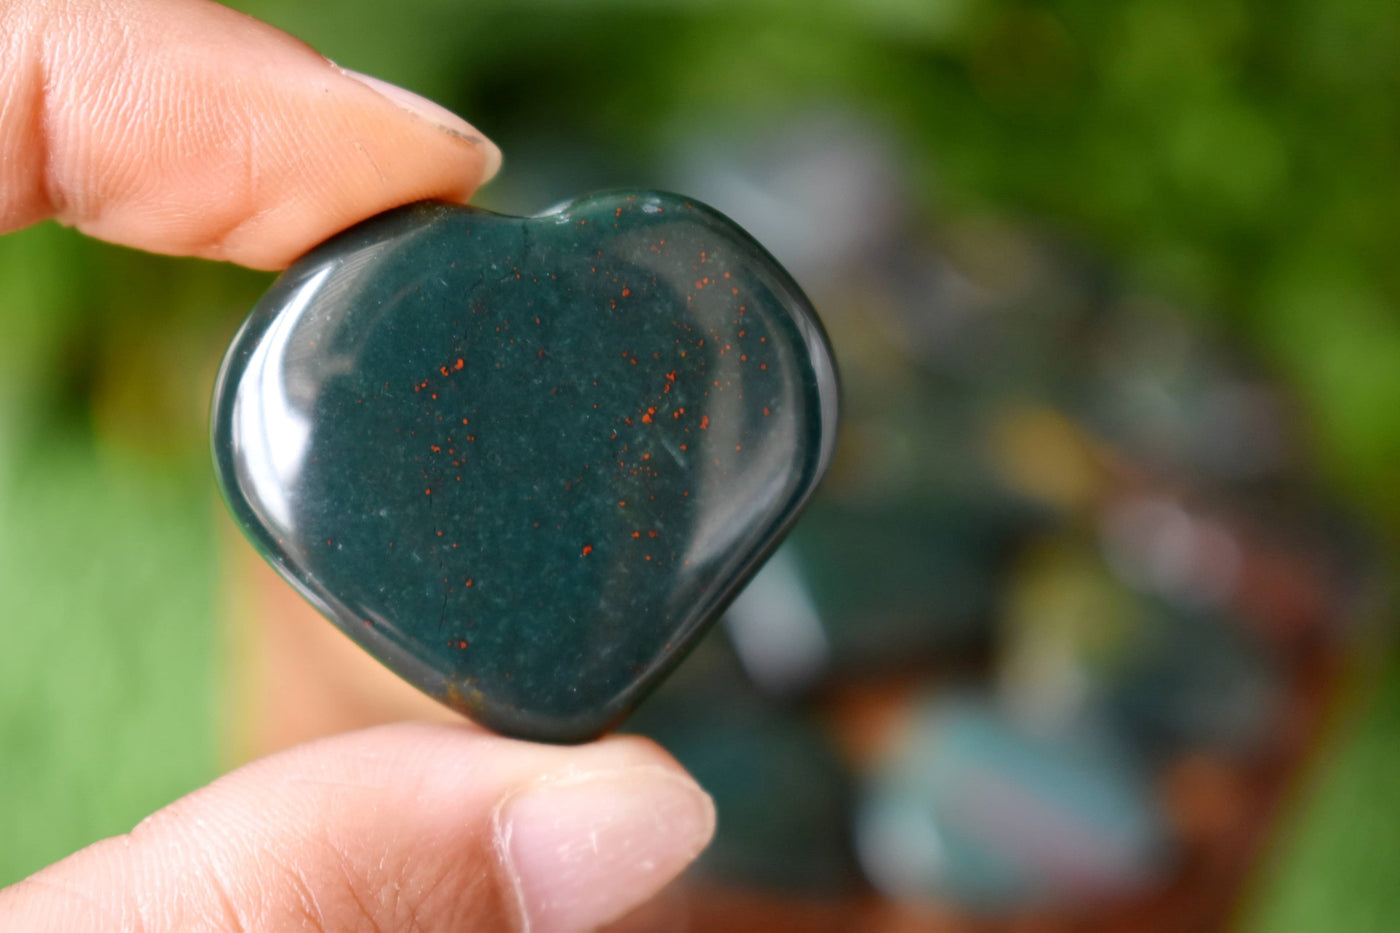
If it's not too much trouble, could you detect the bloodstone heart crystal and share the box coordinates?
[211,191,839,743]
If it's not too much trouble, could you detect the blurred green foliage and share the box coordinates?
[232,0,1400,524]
[0,440,216,882]
[1249,669,1400,933]
[0,221,261,882]
[1,0,1398,924]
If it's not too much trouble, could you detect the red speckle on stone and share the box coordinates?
[763,407,771,416]
[619,500,628,507]
[431,445,441,453]
[736,444,743,451]
[680,444,688,451]
[440,365,450,376]
[582,545,594,556]
[466,578,474,586]
[632,531,641,538]
[425,488,432,495]
[437,530,444,536]
[622,287,631,297]
[455,358,465,370]
[700,415,710,430]
[648,530,658,538]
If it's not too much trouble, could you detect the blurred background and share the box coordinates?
[3,0,1400,928]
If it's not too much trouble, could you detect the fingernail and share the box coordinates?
[337,67,502,180]
[495,767,716,933]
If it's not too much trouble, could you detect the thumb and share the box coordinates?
[0,0,500,269]
[0,722,715,933]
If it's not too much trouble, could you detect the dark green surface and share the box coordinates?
[627,689,860,894]
[622,628,861,894]
[212,191,838,743]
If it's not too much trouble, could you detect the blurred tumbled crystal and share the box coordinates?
[726,500,1037,695]
[855,695,1169,911]
[626,644,861,894]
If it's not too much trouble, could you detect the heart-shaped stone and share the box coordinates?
[211,191,838,742]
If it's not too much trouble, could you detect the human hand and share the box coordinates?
[0,1,715,930]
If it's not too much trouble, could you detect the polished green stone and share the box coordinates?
[211,191,838,743]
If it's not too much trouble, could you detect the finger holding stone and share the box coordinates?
[0,722,715,933]
[0,0,500,269]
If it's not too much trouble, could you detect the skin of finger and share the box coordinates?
[0,723,688,932]
[0,0,495,269]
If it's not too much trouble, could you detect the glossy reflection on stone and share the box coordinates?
[212,191,839,743]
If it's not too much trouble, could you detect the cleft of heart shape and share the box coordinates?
[212,190,839,743]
